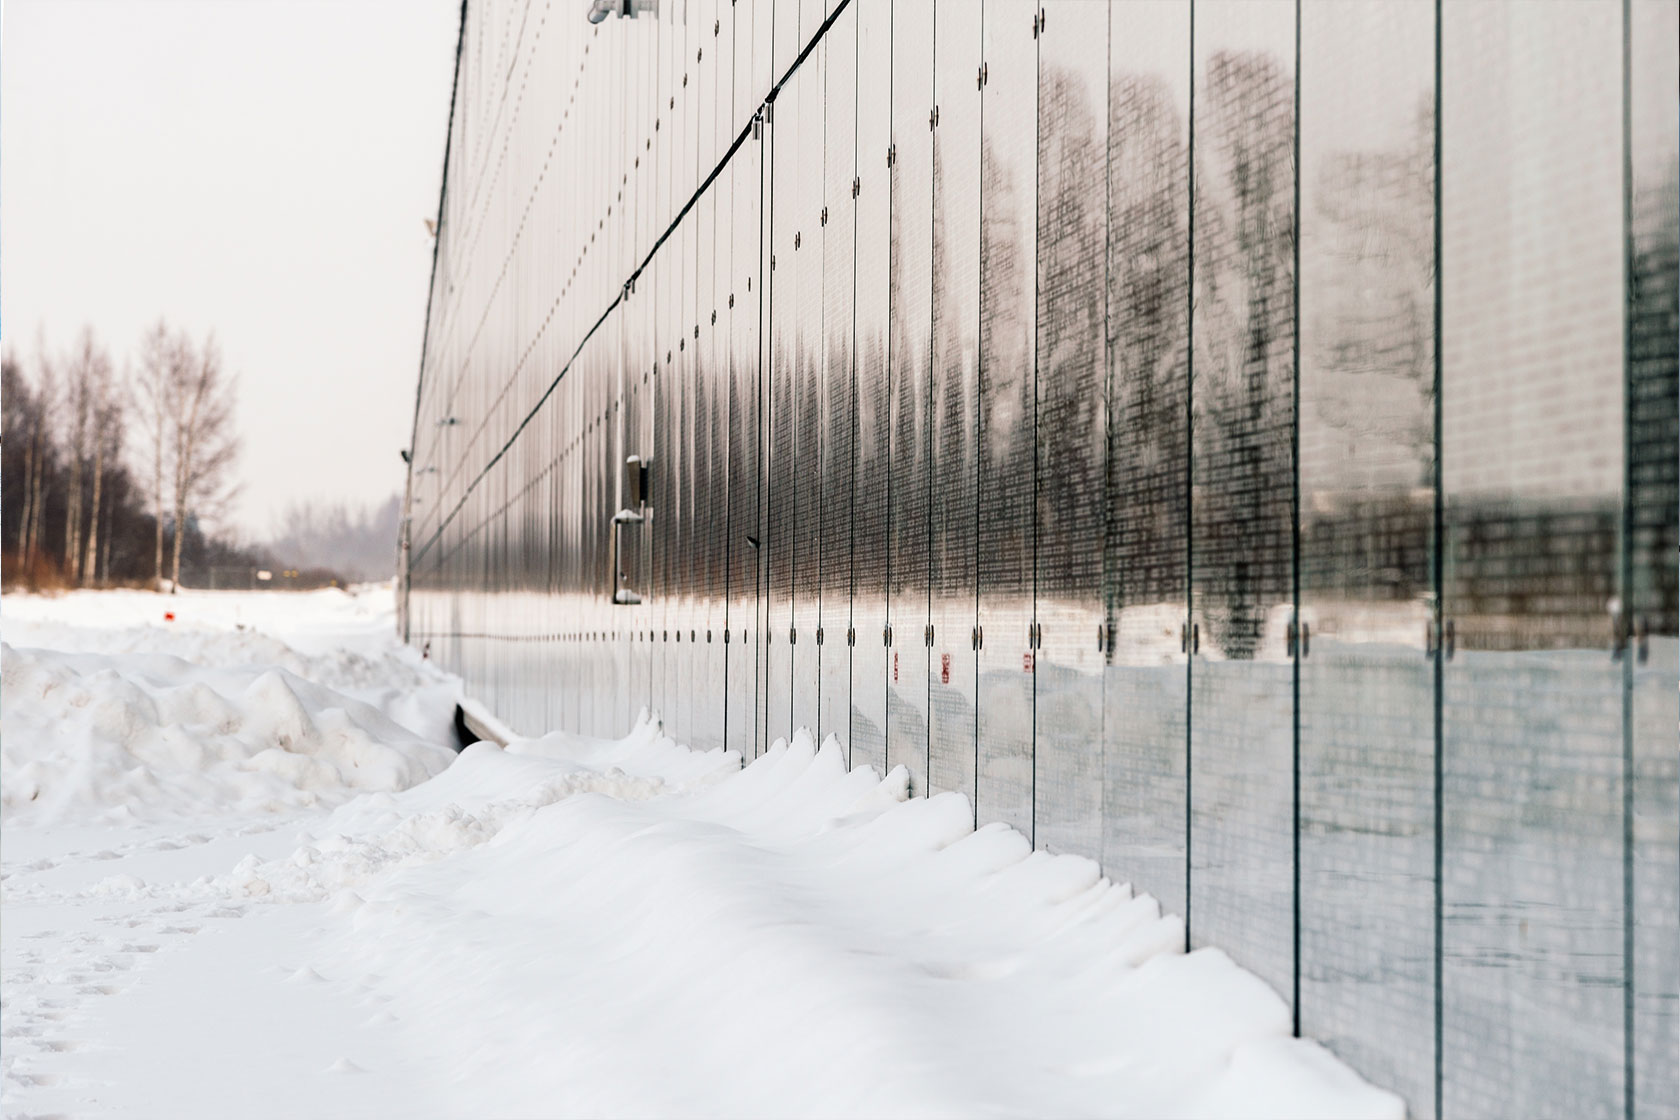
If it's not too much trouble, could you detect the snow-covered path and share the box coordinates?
[2,588,1400,1118]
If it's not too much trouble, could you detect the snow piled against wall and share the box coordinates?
[0,586,459,824]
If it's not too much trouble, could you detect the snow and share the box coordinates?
[2,586,1402,1119]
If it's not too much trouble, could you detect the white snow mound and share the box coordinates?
[1,641,457,825]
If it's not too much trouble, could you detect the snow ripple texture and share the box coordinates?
[311,722,1399,1119]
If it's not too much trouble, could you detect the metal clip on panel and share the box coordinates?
[611,455,650,606]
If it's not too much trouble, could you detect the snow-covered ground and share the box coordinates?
[2,586,1401,1119]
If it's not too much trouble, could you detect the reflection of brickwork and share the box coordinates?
[1629,173,1679,635]
[1447,500,1619,650]
[1301,492,1433,602]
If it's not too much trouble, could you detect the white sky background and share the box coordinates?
[3,0,462,541]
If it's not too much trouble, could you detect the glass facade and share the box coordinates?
[403,3,1678,1116]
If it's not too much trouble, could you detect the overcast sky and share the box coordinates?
[3,0,461,541]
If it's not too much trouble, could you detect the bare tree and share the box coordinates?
[55,328,118,585]
[81,362,126,585]
[24,356,53,568]
[132,320,184,589]
[168,332,240,591]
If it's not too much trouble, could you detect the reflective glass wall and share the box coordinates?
[403,3,1678,1115]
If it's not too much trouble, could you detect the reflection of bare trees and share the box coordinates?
[1193,51,1296,660]
[930,139,973,603]
[1107,73,1190,642]
[1036,66,1107,604]
[1306,96,1435,485]
[978,133,1033,591]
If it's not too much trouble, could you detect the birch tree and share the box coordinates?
[168,332,240,592]
[132,321,184,589]
[80,365,125,585]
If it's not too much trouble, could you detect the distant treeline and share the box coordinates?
[267,496,401,584]
[2,322,256,592]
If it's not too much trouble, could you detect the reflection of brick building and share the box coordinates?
[1446,499,1620,650]
[1629,169,1679,634]
[1301,491,1624,652]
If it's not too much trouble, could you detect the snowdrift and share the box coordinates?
[0,642,457,825]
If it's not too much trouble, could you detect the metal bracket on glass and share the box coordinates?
[611,455,650,606]
[1287,618,1310,658]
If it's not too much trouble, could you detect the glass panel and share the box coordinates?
[1034,0,1108,859]
[694,125,725,754]
[1187,0,1298,1004]
[850,0,893,777]
[927,0,982,804]
[654,254,674,729]
[975,0,1037,839]
[1440,4,1627,1116]
[1103,0,1190,922]
[818,4,859,751]
[675,14,700,748]
[887,0,934,793]
[1296,3,1436,1111]
[765,59,798,746]
[751,0,776,757]
[792,33,825,738]
[1627,5,1678,1117]
[726,115,762,758]
[653,8,677,732]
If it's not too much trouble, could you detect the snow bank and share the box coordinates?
[0,586,459,826]
[305,728,1400,1119]
[1,586,1401,1118]
[0,643,457,824]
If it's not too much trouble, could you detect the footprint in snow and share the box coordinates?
[326,1057,365,1074]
